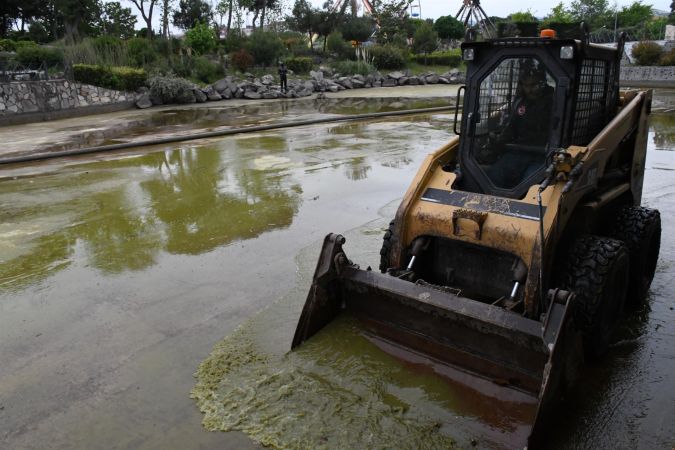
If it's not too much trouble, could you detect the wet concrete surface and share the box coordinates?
[1,89,674,449]
[0,85,459,159]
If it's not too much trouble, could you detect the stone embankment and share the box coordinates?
[0,80,134,123]
[135,69,467,108]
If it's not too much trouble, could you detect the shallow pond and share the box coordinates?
[0,91,673,449]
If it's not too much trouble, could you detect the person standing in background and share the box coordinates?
[278,62,288,93]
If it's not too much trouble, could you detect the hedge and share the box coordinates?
[411,51,461,67]
[15,45,64,68]
[73,64,147,91]
[370,45,407,70]
[285,56,312,73]
[0,39,17,52]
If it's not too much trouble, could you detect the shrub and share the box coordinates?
[659,48,675,66]
[326,31,353,59]
[13,40,38,50]
[278,31,307,54]
[411,50,461,67]
[111,66,147,90]
[230,48,253,72]
[186,22,217,55]
[220,32,248,53]
[332,60,375,76]
[73,64,146,91]
[192,56,223,83]
[285,56,312,73]
[148,74,194,103]
[370,44,407,70]
[631,41,664,66]
[16,45,64,68]
[93,35,124,55]
[73,64,112,87]
[0,39,17,52]
[127,37,157,67]
[245,31,285,66]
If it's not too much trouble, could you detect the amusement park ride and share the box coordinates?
[329,0,495,39]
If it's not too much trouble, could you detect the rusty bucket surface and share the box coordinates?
[292,234,579,448]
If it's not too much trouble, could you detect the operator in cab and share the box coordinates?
[477,57,556,190]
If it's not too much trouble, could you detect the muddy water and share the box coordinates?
[1,91,674,449]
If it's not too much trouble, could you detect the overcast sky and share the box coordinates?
[386,0,671,21]
[122,0,672,32]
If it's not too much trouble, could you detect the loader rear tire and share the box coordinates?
[609,206,661,307]
[562,235,629,360]
[379,220,395,273]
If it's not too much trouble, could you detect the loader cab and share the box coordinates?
[455,35,622,199]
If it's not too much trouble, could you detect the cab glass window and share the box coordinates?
[471,57,557,190]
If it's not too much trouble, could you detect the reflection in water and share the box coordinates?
[650,114,675,151]
[42,97,452,153]
[344,156,372,181]
[0,145,301,290]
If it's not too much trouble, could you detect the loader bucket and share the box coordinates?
[292,234,580,448]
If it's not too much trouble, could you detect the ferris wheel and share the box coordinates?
[409,0,422,19]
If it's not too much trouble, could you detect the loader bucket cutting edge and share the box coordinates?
[292,234,579,448]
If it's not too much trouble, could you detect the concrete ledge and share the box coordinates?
[620,66,675,87]
[0,101,136,127]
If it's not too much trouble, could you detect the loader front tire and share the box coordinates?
[562,235,629,359]
[610,206,661,307]
[379,220,395,273]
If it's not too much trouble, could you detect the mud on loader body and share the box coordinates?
[292,32,661,447]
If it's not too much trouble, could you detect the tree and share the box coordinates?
[130,0,158,38]
[412,21,437,59]
[339,16,374,44]
[54,0,99,43]
[617,1,653,28]
[216,0,235,34]
[185,21,216,53]
[286,0,319,46]
[160,0,172,38]
[569,0,614,29]
[544,2,575,24]
[315,10,339,52]
[97,2,137,39]
[173,0,212,30]
[373,0,412,45]
[433,15,464,39]
[508,10,538,23]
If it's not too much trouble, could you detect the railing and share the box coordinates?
[0,60,68,82]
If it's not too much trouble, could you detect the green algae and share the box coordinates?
[191,314,457,450]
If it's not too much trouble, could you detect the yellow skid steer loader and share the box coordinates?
[292,29,661,447]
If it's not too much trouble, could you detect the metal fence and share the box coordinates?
[0,59,68,83]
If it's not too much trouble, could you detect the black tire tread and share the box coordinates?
[562,235,629,357]
[609,206,661,306]
[379,220,395,273]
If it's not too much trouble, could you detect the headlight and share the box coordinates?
[560,46,574,59]
[463,48,475,61]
